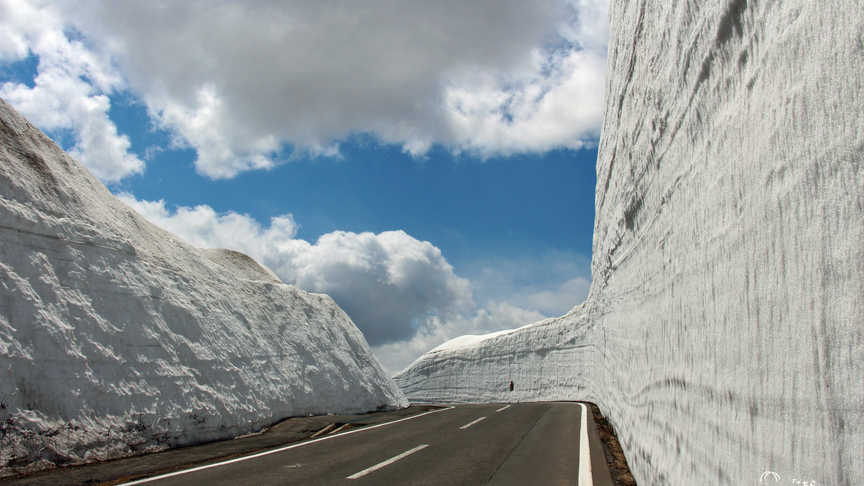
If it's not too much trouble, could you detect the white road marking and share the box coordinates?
[116,407,454,485]
[309,423,337,438]
[346,444,428,480]
[328,423,350,435]
[495,405,511,412]
[578,403,593,486]
[459,416,486,429]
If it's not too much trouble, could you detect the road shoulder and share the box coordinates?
[589,403,637,486]
[0,405,442,486]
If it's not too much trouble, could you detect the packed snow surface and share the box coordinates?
[395,1,864,484]
[0,98,407,475]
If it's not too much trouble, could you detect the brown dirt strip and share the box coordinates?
[590,403,637,486]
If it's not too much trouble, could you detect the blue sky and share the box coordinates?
[0,0,608,373]
[112,96,597,266]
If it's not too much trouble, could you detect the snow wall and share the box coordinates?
[395,1,864,484]
[0,98,408,475]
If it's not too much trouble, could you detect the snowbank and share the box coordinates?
[0,98,407,475]
[396,306,595,404]
[396,1,863,484]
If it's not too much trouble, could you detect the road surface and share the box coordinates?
[118,402,614,486]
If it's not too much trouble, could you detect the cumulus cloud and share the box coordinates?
[1,0,608,179]
[287,231,476,346]
[118,194,588,373]
[441,0,609,157]
[118,194,475,347]
[442,48,606,158]
[114,195,301,253]
[0,0,143,182]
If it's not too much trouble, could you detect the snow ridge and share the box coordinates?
[0,98,407,475]
[395,1,864,484]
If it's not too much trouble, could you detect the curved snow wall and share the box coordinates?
[396,1,864,484]
[0,98,407,474]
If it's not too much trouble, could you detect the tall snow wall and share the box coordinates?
[395,1,864,484]
[0,98,408,475]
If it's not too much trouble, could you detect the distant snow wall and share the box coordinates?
[0,98,408,475]
[395,1,864,484]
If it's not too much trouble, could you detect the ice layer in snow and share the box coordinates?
[395,1,863,484]
[0,98,408,475]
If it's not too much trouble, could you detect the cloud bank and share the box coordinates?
[0,0,608,180]
[118,195,589,373]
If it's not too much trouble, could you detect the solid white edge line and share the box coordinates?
[459,416,486,430]
[495,405,511,412]
[578,403,593,486]
[116,406,455,485]
[346,444,428,480]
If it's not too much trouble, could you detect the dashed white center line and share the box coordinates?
[116,407,453,485]
[459,417,486,429]
[347,444,428,480]
[495,405,511,412]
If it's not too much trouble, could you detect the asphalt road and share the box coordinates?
[118,402,614,486]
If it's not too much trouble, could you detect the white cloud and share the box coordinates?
[149,84,282,179]
[466,251,592,314]
[118,194,588,374]
[1,0,603,374]
[118,194,474,347]
[441,0,609,157]
[0,0,143,182]
[472,301,549,334]
[0,11,28,60]
[115,195,300,252]
[522,277,591,317]
[285,230,477,346]
[2,0,608,179]
[442,48,606,157]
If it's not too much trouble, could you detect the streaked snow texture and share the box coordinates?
[0,98,407,474]
[395,1,863,484]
